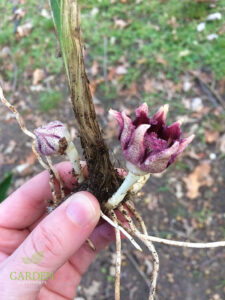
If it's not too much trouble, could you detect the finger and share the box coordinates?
[69,221,116,275]
[0,161,80,229]
[40,222,117,299]
[0,192,100,299]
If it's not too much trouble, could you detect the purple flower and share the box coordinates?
[110,103,194,174]
[34,121,70,156]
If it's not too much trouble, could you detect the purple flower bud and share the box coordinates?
[110,103,194,174]
[34,121,70,156]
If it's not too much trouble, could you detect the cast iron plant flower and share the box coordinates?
[106,103,194,208]
[110,103,194,175]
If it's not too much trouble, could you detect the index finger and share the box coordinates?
[0,161,80,229]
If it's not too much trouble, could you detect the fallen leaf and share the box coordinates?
[191,97,203,112]
[16,22,33,37]
[155,54,168,66]
[219,133,225,153]
[108,67,116,81]
[91,60,99,76]
[14,8,26,20]
[119,82,137,97]
[218,78,225,95]
[89,78,104,97]
[206,12,222,21]
[0,47,11,58]
[144,78,154,93]
[114,19,128,29]
[4,140,16,155]
[204,130,219,144]
[115,65,127,75]
[197,22,206,32]
[41,8,51,19]
[207,34,218,41]
[94,104,105,116]
[32,69,45,85]
[183,161,213,200]
[179,49,190,57]
[84,281,101,300]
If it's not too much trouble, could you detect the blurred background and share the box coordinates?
[0,0,225,299]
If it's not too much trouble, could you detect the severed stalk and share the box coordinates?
[106,162,150,209]
[56,0,122,203]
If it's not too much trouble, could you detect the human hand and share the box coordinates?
[0,162,116,300]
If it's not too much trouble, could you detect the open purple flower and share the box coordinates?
[110,103,194,174]
[34,121,70,156]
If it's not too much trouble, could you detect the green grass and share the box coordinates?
[81,0,225,85]
[0,173,13,202]
[0,0,224,107]
[38,89,62,112]
[0,0,62,85]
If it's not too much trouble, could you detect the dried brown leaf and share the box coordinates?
[32,69,45,85]
[183,161,213,200]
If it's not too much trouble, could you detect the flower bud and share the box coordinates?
[34,121,71,156]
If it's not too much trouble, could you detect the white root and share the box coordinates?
[144,235,225,249]
[126,200,148,234]
[100,211,142,252]
[111,210,122,300]
[118,204,159,300]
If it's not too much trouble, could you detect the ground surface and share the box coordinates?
[0,1,225,300]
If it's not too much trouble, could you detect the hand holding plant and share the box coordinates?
[1,1,225,300]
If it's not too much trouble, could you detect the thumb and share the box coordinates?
[0,192,100,299]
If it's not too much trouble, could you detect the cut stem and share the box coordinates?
[106,172,140,209]
[130,174,150,194]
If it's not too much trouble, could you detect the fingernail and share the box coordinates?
[66,192,97,226]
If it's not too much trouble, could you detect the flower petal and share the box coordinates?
[152,104,169,123]
[146,132,168,151]
[119,112,134,150]
[162,121,182,143]
[149,104,169,134]
[124,124,150,164]
[133,103,150,127]
[168,134,195,165]
[141,141,180,173]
